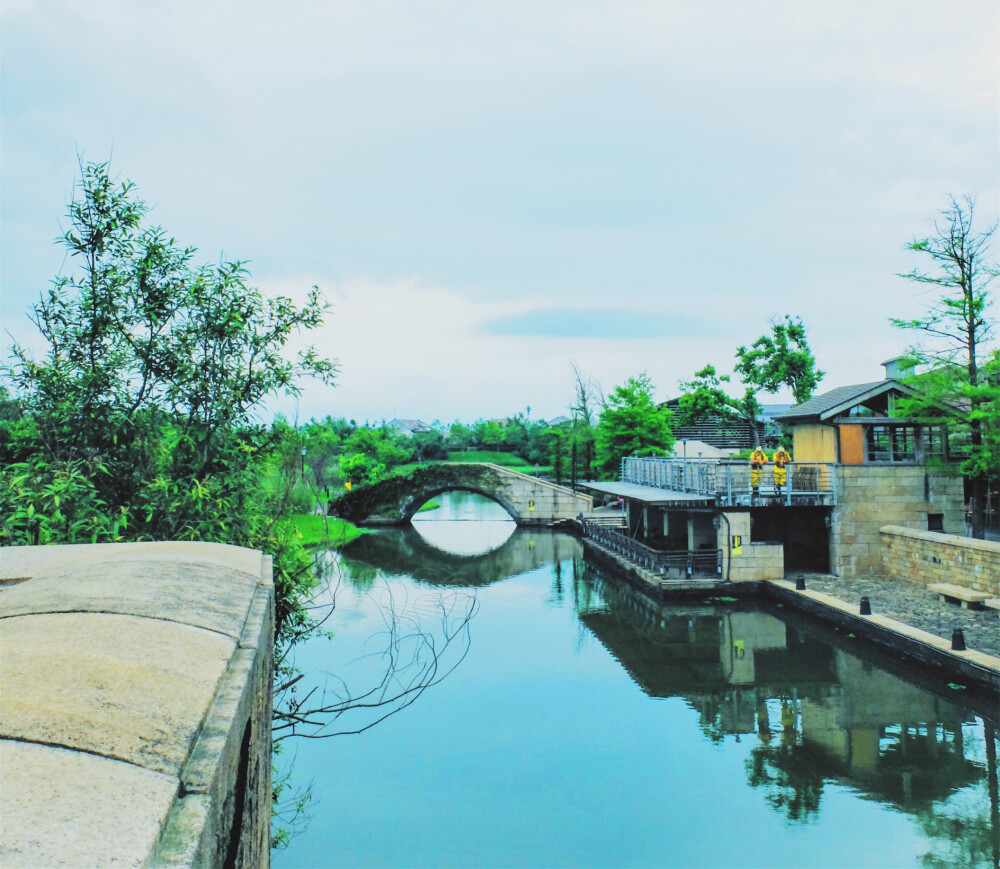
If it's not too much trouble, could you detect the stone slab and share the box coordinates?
[0,612,234,774]
[0,540,267,581]
[0,558,259,638]
[0,739,178,868]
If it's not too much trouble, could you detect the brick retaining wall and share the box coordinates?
[880,525,1000,597]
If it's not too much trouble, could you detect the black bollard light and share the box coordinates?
[859,596,872,615]
[795,574,806,590]
[952,628,966,652]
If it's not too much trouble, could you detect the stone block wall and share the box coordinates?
[489,465,593,524]
[880,525,1000,597]
[830,466,964,577]
[718,512,784,581]
[732,543,784,581]
[0,542,274,869]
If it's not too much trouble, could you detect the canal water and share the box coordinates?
[275,492,999,868]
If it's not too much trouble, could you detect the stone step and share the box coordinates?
[929,582,991,609]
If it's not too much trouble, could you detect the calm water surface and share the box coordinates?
[275,492,999,868]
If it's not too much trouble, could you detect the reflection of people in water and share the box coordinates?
[780,700,796,745]
[756,700,772,744]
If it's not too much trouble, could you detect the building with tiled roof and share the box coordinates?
[583,358,966,578]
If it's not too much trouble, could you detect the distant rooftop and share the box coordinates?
[386,418,433,434]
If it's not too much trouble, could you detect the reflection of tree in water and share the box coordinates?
[572,561,1000,854]
[337,554,381,591]
[918,786,997,869]
[871,723,981,810]
[745,740,828,822]
[916,722,999,869]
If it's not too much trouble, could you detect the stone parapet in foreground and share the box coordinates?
[0,541,273,868]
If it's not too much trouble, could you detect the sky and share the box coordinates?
[2,1,998,426]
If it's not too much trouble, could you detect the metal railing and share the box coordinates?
[621,456,717,495]
[586,513,628,529]
[581,518,722,579]
[620,457,837,505]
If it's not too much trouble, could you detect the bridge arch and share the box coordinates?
[329,463,593,527]
[401,485,523,523]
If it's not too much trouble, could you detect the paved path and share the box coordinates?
[800,573,1000,659]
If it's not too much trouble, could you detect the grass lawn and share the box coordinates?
[447,452,556,477]
[290,514,368,548]
[447,450,533,467]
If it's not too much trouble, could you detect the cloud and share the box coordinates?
[483,307,706,339]
[3,0,997,426]
[262,276,770,424]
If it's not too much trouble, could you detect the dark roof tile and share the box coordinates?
[775,381,887,421]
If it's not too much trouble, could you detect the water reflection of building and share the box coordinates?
[578,573,987,816]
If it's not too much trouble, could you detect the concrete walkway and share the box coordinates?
[799,572,1000,659]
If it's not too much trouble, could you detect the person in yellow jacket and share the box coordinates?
[772,445,791,494]
[749,446,768,494]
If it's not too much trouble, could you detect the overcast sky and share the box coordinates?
[3,1,997,425]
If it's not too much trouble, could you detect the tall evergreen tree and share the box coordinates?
[891,195,998,538]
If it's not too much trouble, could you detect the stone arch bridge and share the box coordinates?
[328,463,593,526]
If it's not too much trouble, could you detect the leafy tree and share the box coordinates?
[472,418,504,449]
[410,428,448,462]
[336,426,411,486]
[595,372,673,477]
[676,365,763,447]
[523,418,555,466]
[546,426,566,484]
[302,418,343,496]
[736,315,824,405]
[678,317,822,447]
[891,195,998,538]
[337,452,387,486]
[447,421,473,450]
[2,161,336,641]
[502,414,529,454]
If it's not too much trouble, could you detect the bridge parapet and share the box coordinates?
[330,462,593,525]
[0,542,273,868]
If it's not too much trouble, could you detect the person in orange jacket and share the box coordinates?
[772,445,791,494]
[749,445,768,494]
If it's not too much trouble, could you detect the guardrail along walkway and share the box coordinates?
[581,518,721,579]
[620,456,837,506]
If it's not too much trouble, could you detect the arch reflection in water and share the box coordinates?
[410,490,516,556]
[340,526,580,591]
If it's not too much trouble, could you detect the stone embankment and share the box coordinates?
[0,542,273,868]
[581,527,1000,697]
[800,571,1000,660]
